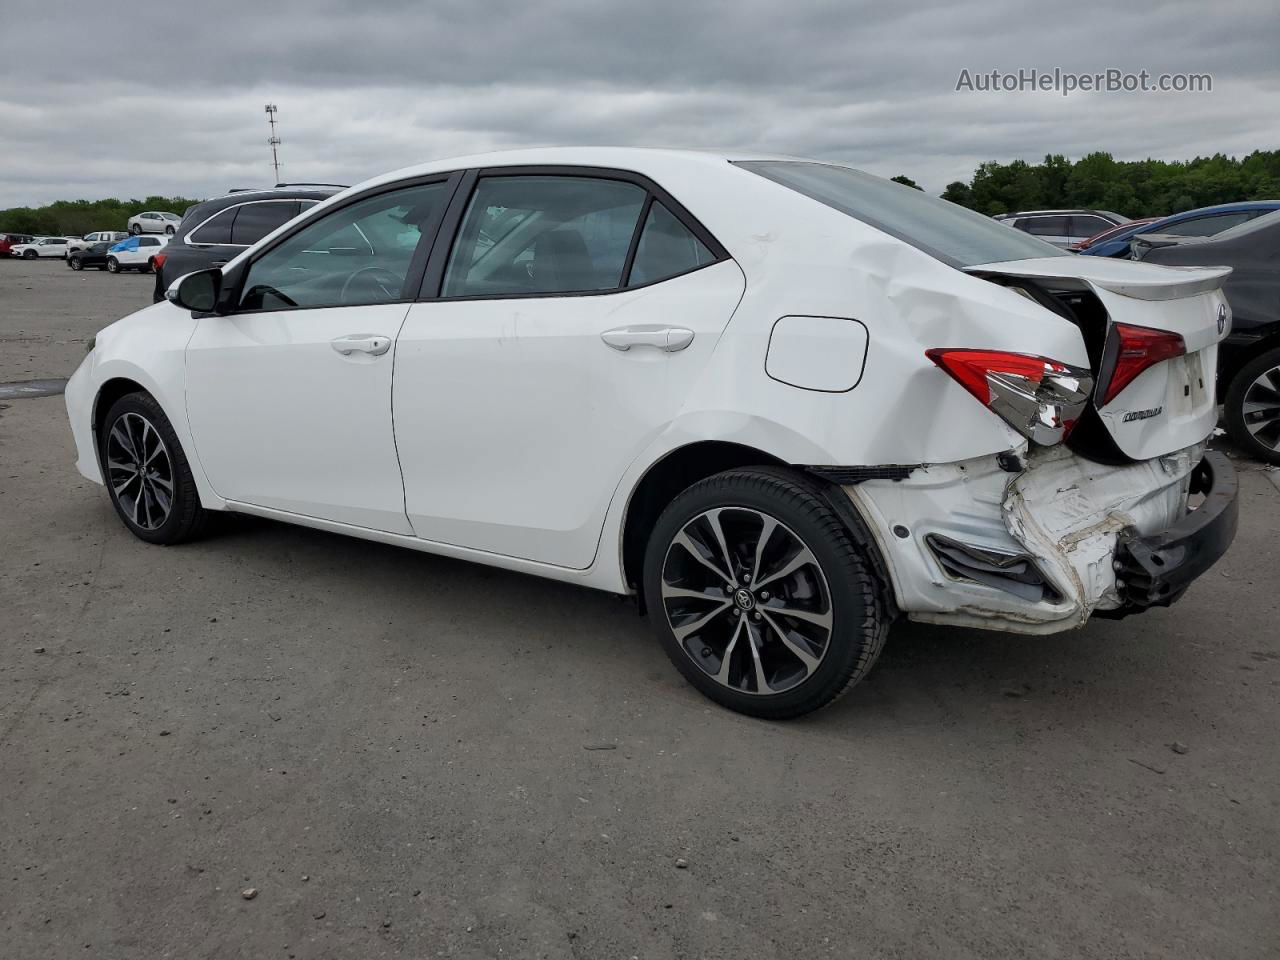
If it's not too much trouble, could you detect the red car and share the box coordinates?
[0,233,36,257]
[1069,217,1159,251]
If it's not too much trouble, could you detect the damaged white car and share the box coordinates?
[64,148,1238,718]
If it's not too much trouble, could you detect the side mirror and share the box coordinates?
[166,268,222,313]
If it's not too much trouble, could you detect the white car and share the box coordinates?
[64,148,1238,718]
[10,236,73,258]
[105,234,168,272]
[68,231,129,255]
[127,211,182,235]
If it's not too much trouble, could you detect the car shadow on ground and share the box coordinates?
[192,511,1192,733]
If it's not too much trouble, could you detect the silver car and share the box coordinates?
[994,209,1128,249]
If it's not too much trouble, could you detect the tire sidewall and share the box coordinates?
[100,393,200,544]
[642,470,881,718]
[1225,347,1280,465]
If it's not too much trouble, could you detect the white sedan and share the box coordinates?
[104,234,168,273]
[127,211,181,235]
[10,236,72,258]
[65,148,1238,718]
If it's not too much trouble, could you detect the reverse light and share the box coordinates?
[926,348,1094,446]
[1098,323,1186,406]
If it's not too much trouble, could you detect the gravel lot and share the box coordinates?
[2,256,1278,959]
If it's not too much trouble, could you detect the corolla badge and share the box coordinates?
[1217,303,1229,335]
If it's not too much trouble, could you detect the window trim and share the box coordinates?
[416,165,730,302]
[222,172,464,316]
[184,198,300,249]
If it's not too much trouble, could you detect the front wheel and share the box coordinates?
[1224,346,1280,464]
[23,249,36,259]
[100,392,207,544]
[69,257,83,270]
[643,468,888,719]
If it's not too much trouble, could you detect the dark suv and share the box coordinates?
[153,185,345,301]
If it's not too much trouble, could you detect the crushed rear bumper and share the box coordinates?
[1107,451,1238,611]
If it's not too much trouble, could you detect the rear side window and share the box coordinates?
[1070,215,1112,237]
[140,237,160,247]
[442,176,647,297]
[1159,212,1254,237]
[189,207,237,245]
[1024,216,1068,236]
[231,201,300,245]
[628,202,715,286]
[735,161,1066,267]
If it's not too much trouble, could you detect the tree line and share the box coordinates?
[0,197,204,237]
[934,150,1280,218]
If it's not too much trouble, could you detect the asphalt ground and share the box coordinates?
[2,255,1278,959]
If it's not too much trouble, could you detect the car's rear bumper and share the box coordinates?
[839,441,1236,634]
[1108,451,1238,610]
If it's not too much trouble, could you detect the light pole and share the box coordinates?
[264,104,281,184]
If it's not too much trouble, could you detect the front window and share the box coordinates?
[239,180,451,311]
[734,161,1067,267]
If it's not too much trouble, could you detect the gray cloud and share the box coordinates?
[0,0,1276,208]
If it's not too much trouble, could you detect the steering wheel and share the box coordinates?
[340,266,403,304]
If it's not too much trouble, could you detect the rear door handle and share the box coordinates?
[601,325,695,352]
[331,334,391,356]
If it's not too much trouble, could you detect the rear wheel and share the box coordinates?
[129,224,141,235]
[165,225,175,236]
[100,392,207,544]
[1224,346,1280,464]
[106,257,120,273]
[642,468,888,719]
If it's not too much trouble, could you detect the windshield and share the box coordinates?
[735,160,1067,268]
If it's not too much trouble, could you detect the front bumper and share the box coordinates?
[842,442,1238,634]
[1109,451,1238,609]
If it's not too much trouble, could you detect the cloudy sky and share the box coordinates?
[1,0,1276,207]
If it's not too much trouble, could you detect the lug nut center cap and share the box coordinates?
[733,588,756,611]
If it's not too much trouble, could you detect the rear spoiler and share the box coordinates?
[966,257,1232,302]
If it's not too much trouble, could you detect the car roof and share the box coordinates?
[186,185,346,218]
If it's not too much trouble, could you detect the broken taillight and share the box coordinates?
[926,348,1094,446]
[1098,323,1186,406]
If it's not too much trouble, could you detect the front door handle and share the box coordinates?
[601,325,695,352]
[331,334,391,356]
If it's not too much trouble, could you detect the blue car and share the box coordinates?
[1078,200,1280,257]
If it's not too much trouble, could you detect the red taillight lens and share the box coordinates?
[1100,323,1185,405]
[925,349,1058,405]
[152,253,168,270]
[926,348,1093,446]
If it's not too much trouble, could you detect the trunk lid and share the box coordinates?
[966,257,1232,461]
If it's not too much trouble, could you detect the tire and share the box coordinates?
[99,392,208,544]
[165,225,175,236]
[69,257,83,270]
[129,224,141,235]
[23,249,36,259]
[106,257,120,273]
[1224,346,1280,465]
[642,468,889,719]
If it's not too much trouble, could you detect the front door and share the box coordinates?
[185,177,456,533]
[394,172,743,568]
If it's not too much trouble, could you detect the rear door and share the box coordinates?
[393,169,743,568]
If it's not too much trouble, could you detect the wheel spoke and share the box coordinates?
[751,515,778,585]
[671,600,733,641]
[112,471,140,496]
[110,423,140,462]
[704,509,738,583]
[745,621,772,693]
[716,616,746,684]
[661,583,726,602]
[759,610,821,673]
[672,531,732,585]
[754,543,819,591]
[763,602,832,631]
